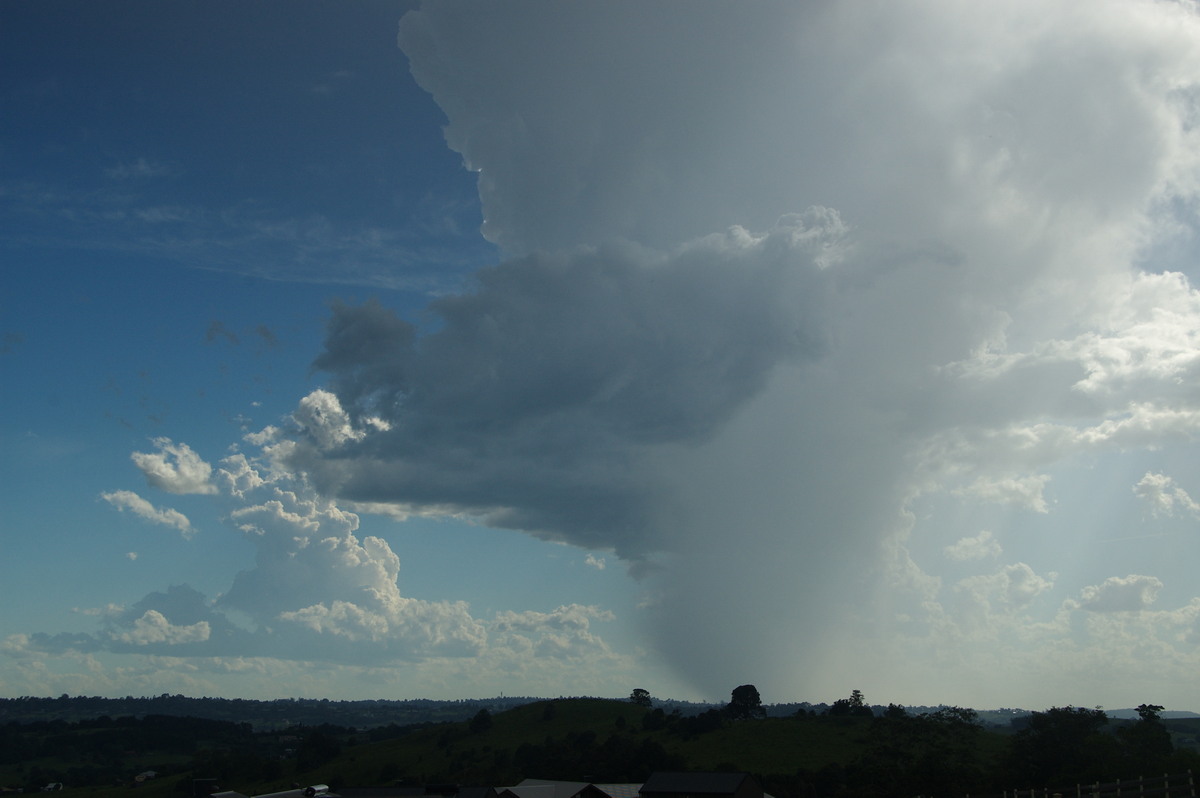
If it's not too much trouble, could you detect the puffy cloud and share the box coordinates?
[1076,574,1164,613]
[953,476,1051,513]
[292,389,367,450]
[585,554,606,570]
[957,563,1055,610]
[944,530,1002,562]
[490,604,616,660]
[100,490,194,537]
[1134,471,1200,519]
[130,438,217,495]
[216,452,267,498]
[279,597,486,657]
[220,485,490,660]
[111,610,211,646]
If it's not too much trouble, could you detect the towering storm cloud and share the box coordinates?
[280,0,1200,703]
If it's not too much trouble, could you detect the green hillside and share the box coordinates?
[8,698,1200,798]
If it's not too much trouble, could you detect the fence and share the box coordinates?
[988,770,1196,798]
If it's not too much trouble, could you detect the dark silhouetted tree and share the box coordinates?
[629,688,653,707]
[296,728,341,772]
[1118,703,1172,772]
[829,689,872,717]
[854,706,984,797]
[469,708,493,733]
[641,707,667,731]
[725,684,765,720]
[1007,706,1116,786]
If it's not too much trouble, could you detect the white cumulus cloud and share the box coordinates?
[1076,574,1164,613]
[130,438,217,495]
[944,530,1002,562]
[111,610,210,645]
[100,490,194,538]
[1134,472,1200,519]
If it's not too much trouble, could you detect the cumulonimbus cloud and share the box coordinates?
[293,214,842,560]
[227,0,1200,701]
[48,1,1200,704]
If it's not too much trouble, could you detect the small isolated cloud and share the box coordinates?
[126,552,138,561]
[1077,574,1163,613]
[585,553,606,570]
[944,530,1002,561]
[74,604,124,618]
[205,321,239,345]
[130,438,217,495]
[110,610,210,646]
[1134,472,1200,519]
[254,325,279,347]
[105,157,176,179]
[100,490,194,538]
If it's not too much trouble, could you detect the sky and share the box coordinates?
[2,0,1200,713]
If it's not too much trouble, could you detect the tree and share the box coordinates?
[725,684,765,720]
[296,729,341,772]
[1007,706,1115,786]
[1118,704,1172,772]
[469,708,493,733]
[629,688,653,707]
[828,689,872,717]
[854,705,984,797]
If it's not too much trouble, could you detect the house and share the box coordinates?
[638,772,763,798]
[501,780,614,798]
[254,786,338,798]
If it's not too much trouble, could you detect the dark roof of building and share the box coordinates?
[457,788,499,798]
[639,773,755,795]
[593,786,641,798]
[338,790,426,798]
[509,781,591,798]
[253,789,338,798]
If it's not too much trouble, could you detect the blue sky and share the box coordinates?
[3,1,1200,712]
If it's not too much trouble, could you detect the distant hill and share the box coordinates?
[0,694,545,729]
[4,694,1196,730]
[4,696,1200,798]
[1106,708,1200,720]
